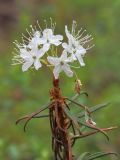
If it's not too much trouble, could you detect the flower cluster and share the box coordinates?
[12,20,94,79]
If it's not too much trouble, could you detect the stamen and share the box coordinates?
[50,17,56,31]
[12,62,21,65]
[55,47,58,56]
[75,28,83,38]
[79,34,92,41]
[22,33,30,41]
[22,37,27,44]
[50,18,56,32]
[44,19,48,28]
[26,28,32,38]
[34,25,37,31]
[12,57,24,65]
[47,64,54,67]
[80,38,93,45]
[72,20,77,35]
[30,25,35,33]
[86,44,95,50]
[52,21,56,32]
[50,17,53,29]
[78,29,86,38]
[37,20,42,32]
[70,65,80,69]
[13,41,21,48]
[13,48,19,52]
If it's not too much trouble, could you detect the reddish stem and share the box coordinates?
[49,79,73,160]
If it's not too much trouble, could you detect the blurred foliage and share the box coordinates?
[0,0,120,159]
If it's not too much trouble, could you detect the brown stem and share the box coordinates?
[49,79,73,160]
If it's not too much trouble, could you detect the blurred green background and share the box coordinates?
[0,0,120,159]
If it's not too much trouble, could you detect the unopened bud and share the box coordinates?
[86,119,96,126]
[75,79,82,94]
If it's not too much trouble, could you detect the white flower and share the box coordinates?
[47,50,73,79]
[39,29,63,51]
[13,29,49,71]
[27,31,41,49]
[20,46,46,71]
[62,21,93,66]
[12,20,94,77]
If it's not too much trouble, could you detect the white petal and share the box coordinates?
[32,43,48,59]
[55,35,63,41]
[49,35,63,46]
[39,37,47,44]
[65,25,71,40]
[37,48,46,58]
[42,43,50,52]
[65,26,80,53]
[53,65,62,79]
[20,49,33,62]
[27,41,34,49]
[65,25,75,44]
[36,44,49,58]
[47,56,60,65]
[62,43,67,49]
[60,50,67,60]
[28,36,41,48]
[22,60,33,72]
[62,64,73,77]
[49,37,61,46]
[69,54,77,62]
[62,43,69,50]
[76,53,85,66]
[43,29,53,38]
[20,49,29,58]
[77,46,86,55]
[34,59,42,70]
[34,31,41,37]
[62,43,72,54]
[52,41,61,46]
[75,39,80,46]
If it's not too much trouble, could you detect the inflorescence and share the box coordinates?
[12,19,94,79]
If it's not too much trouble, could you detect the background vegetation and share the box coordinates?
[0,0,120,159]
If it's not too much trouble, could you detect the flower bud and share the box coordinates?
[75,79,82,94]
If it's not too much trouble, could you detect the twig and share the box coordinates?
[16,103,51,131]
[66,97,90,115]
[72,126,117,139]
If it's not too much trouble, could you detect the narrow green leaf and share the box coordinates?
[77,152,90,160]
[80,91,88,97]
[64,107,82,133]
[80,126,86,132]
[78,102,110,118]
[64,107,109,140]
[65,108,105,138]
[64,107,76,121]
[78,121,109,141]
[67,92,88,106]
[87,152,118,160]
[32,114,49,118]
[85,110,90,122]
